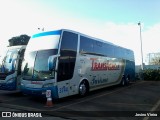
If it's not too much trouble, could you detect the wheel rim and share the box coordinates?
[79,82,87,96]
[121,78,125,86]
[126,77,130,82]
[122,79,125,86]
[126,77,130,85]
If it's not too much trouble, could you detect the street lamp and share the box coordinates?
[138,22,144,70]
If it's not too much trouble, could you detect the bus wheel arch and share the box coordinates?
[79,79,89,96]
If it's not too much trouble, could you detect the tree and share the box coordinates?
[150,57,160,65]
[148,53,160,65]
[8,34,30,46]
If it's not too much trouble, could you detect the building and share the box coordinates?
[146,52,160,65]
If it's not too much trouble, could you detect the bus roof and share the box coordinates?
[32,29,133,53]
[61,29,134,53]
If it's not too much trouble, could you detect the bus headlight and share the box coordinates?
[42,83,54,88]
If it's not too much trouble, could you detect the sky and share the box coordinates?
[0,0,160,65]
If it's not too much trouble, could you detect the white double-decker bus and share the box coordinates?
[0,45,26,90]
[20,29,135,99]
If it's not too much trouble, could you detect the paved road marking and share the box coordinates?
[143,98,160,120]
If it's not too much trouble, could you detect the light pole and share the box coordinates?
[138,22,144,70]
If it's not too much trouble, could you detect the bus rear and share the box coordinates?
[0,45,26,90]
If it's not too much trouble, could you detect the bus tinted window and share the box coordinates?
[103,43,114,57]
[80,36,94,54]
[23,51,37,79]
[80,36,115,57]
[93,41,103,56]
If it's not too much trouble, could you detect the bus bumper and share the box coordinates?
[0,80,16,90]
[20,86,59,99]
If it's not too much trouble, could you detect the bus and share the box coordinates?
[20,29,135,99]
[0,45,26,90]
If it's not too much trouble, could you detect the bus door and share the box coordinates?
[57,31,78,98]
[57,59,70,98]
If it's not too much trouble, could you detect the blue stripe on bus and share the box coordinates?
[32,30,62,38]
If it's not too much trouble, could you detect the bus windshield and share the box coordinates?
[2,49,19,74]
[22,35,60,81]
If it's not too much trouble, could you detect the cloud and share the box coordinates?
[143,24,160,53]
[0,9,160,66]
[46,20,142,64]
[49,20,159,65]
[63,21,160,65]
[101,22,141,65]
[100,23,160,65]
[101,22,160,65]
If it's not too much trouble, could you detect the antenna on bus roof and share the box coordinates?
[38,27,44,31]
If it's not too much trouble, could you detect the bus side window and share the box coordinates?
[80,36,94,54]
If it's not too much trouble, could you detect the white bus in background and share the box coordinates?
[0,48,7,67]
[0,45,26,90]
[20,29,135,99]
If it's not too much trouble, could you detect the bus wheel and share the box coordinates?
[126,75,130,85]
[79,80,89,96]
[121,77,126,86]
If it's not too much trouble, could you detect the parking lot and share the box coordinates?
[0,80,160,120]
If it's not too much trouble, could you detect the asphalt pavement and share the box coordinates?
[0,80,160,120]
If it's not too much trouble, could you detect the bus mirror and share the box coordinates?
[48,56,56,71]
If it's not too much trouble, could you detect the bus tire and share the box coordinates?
[126,75,130,85]
[121,76,126,86]
[79,80,89,96]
